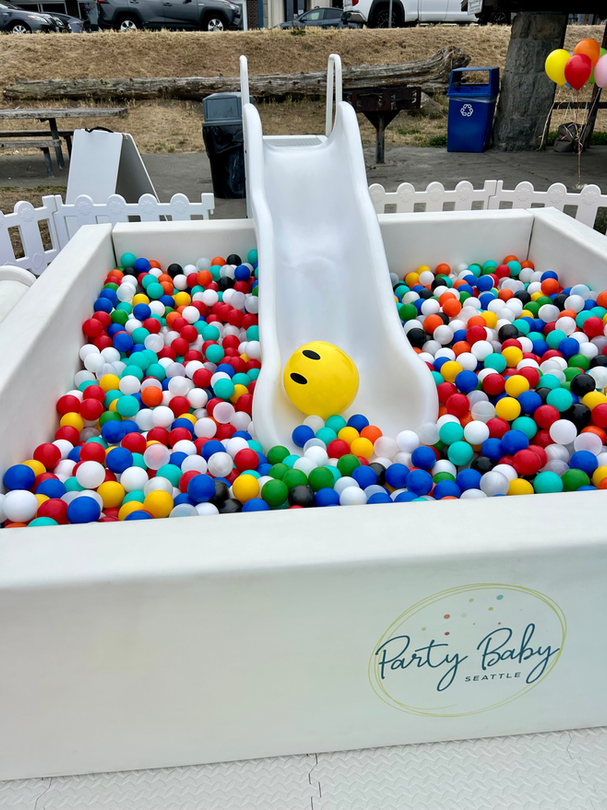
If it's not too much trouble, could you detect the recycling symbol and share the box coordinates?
[461,103,474,117]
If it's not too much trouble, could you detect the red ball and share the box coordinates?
[206,398,221,417]
[172,317,187,332]
[55,425,80,445]
[216,424,236,440]
[147,427,170,445]
[184,351,203,363]
[158,347,176,361]
[583,317,604,338]
[80,442,107,464]
[502,339,522,351]
[179,470,201,493]
[56,394,81,416]
[512,449,541,476]
[143,317,161,334]
[534,428,554,448]
[37,498,68,524]
[242,314,258,329]
[93,311,111,329]
[171,338,189,357]
[33,442,61,470]
[193,368,212,389]
[327,440,350,459]
[122,432,147,454]
[235,394,253,414]
[80,398,104,422]
[180,325,198,344]
[482,374,505,396]
[234,449,259,471]
[82,318,103,338]
[487,418,509,439]
[227,310,243,327]
[466,325,486,344]
[592,403,607,428]
[495,264,511,279]
[437,382,457,404]
[519,366,540,388]
[186,272,198,288]
[446,393,469,417]
[168,427,192,446]
[83,385,105,402]
[168,396,191,417]
[534,404,560,429]
[94,335,113,351]
[223,335,240,350]
[528,444,548,469]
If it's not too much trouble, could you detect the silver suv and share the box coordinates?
[98,0,241,31]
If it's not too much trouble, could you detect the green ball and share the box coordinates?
[569,354,590,370]
[439,422,464,445]
[111,309,129,326]
[525,301,540,317]
[99,410,122,426]
[315,427,337,445]
[447,440,474,466]
[116,395,139,418]
[433,471,456,484]
[533,471,563,494]
[156,464,182,487]
[326,415,347,433]
[269,463,289,480]
[564,367,583,381]
[562,469,590,491]
[214,378,235,400]
[308,467,335,491]
[546,388,573,412]
[206,344,225,364]
[261,479,288,507]
[283,469,308,491]
[399,303,418,322]
[267,445,290,465]
[121,252,136,268]
[337,454,360,477]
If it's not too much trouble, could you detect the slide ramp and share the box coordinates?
[242,56,437,452]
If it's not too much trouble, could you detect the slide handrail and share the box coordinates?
[240,55,250,106]
[326,53,343,137]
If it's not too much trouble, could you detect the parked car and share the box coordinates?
[98,0,242,31]
[51,11,91,30]
[0,0,60,31]
[342,0,477,28]
[277,6,360,27]
[460,0,510,24]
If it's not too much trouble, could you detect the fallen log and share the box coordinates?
[3,47,469,102]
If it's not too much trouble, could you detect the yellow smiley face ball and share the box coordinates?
[283,342,359,419]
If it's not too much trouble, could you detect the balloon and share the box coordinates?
[564,53,593,90]
[595,54,607,89]
[573,38,601,67]
[545,49,570,86]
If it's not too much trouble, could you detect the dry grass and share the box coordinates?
[0,25,604,154]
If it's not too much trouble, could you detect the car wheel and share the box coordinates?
[492,11,510,24]
[203,15,226,30]
[116,15,140,30]
[8,21,31,32]
[371,8,399,27]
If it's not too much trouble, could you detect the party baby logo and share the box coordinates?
[369,585,566,717]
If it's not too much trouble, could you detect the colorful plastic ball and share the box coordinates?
[262,479,288,507]
[29,517,58,527]
[124,510,153,520]
[406,469,433,496]
[569,450,598,476]
[3,464,36,491]
[283,342,359,419]
[447,441,474,466]
[242,498,270,512]
[480,471,509,496]
[314,488,339,507]
[455,468,482,491]
[143,490,173,518]
[562,469,590,491]
[36,478,66,500]
[66,495,102,524]
[411,446,436,470]
[292,425,315,447]
[75,461,106,490]
[3,490,38,522]
[97,481,126,509]
[352,465,377,489]
[187,474,215,503]
[307,467,335,491]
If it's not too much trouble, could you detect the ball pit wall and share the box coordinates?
[0,211,607,778]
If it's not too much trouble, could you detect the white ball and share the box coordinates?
[214,402,235,424]
[418,423,440,445]
[143,444,171,470]
[549,419,577,445]
[304,446,329,466]
[194,418,217,438]
[173,440,197,456]
[182,306,200,324]
[181,456,208,474]
[471,340,493,361]
[339,487,367,506]
[464,420,490,446]
[374,436,398,459]
[196,257,211,271]
[293,457,317,475]
[119,376,141,395]
[196,503,219,516]
[573,431,602,455]
[207,452,233,478]
[396,430,419,452]
[188,388,209,410]
[303,415,325,432]
[493,463,518,482]
[170,504,198,518]
[135,408,156,431]
[226,437,249,457]
[3,490,39,523]
[53,439,73,460]
[120,466,149,492]
[151,406,175,428]
[480,471,509,496]
[168,376,192,396]
[76,460,106,489]
[144,477,173,496]
[334,476,359,495]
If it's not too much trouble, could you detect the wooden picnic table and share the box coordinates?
[0,107,127,171]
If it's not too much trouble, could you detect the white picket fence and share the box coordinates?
[2,182,607,276]
[0,192,215,275]
[368,180,607,229]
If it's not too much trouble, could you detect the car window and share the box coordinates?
[304,9,321,19]
[0,2,17,8]
[325,7,341,16]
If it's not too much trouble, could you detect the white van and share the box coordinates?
[342,0,478,28]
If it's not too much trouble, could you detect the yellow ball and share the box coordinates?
[143,490,173,519]
[417,265,431,274]
[521,309,533,318]
[495,396,521,421]
[230,384,249,403]
[119,500,145,521]
[502,346,523,368]
[508,478,534,496]
[173,292,191,308]
[441,361,463,383]
[132,294,150,306]
[350,437,374,459]
[283,342,359,419]
[60,412,84,432]
[100,374,120,392]
[530,291,543,301]
[232,474,260,503]
[504,375,530,398]
[180,413,197,426]
[592,465,607,486]
[23,459,46,477]
[35,493,49,509]
[582,391,607,410]
[338,426,359,445]
[98,481,126,509]
[405,272,420,287]
[482,311,498,329]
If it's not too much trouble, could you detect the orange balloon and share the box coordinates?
[574,38,601,67]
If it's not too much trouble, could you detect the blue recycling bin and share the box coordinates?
[447,67,499,153]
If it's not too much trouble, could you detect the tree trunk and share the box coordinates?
[3,47,470,102]
[493,12,568,152]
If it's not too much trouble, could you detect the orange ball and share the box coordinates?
[424,314,443,333]
[211,256,225,266]
[596,291,607,309]
[157,273,172,284]
[149,260,162,269]
[198,270,212,287]
[436,263,451,275]
[166,311,181,328]
[141,387,164,407]
[541,278,559,295]
[598,478,607,490]
[521,260,534,269]
[468,315,487,328]
[438,405,448,418]
[161,281,174,295]
[453,279,469,289]
[498,288,514,302]
[361,425,382,443]
[453,340,471,356]
[559,309,578,320]
[442,298,462,318]
[582,425,607,443]
[108,269,123,280]
[503,254,519,264]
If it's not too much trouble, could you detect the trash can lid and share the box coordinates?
[448,67,500,98]
[203,92,243,124]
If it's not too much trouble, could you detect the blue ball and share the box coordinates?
[113,331,134,353]
[315,487,340,507]
[201,440,225,460]
[433,480,461,500]
[187,474,216,503]
[367,492,392,504]
[347,414,369,432]
[541,270,558,281]
[578,485,597,491]
[171,418,195,434]
[173,493,195,507]
[107,323,125,339]
[385,463,409,489]
[518,391,542,414]
[434,357,450,372]
[94,297,113,313]
[292,425,315,448]
[560,338,580,359]
[501,430,529,455]
[3,464,36,491]
[456,468,482,491]
[257,463,272,477]
[169,452,188,469]
[100,288,118,305]
[476,275,494,292]
[569,450,598,476]
[407,469,433,496]
[134,257,151,273]
[68,446,81,462]
[106,447,133,474]
[124,510,153,520]
[455,370,478,394]
[133,303,151,321]
[67,496,101,524]
[216,363,236,378]
[394,491,418,503]
[36,478,66,499]
[122,420,141,435]
[233,431,252,440]
[411,446,436,470]
[481,438,503,461]
[101,421,126,444]
[352,465,377,489]
[234,264,251,281]
[242,498,270,512]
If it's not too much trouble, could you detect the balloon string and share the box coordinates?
[577,90,581,185]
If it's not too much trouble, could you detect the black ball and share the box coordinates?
[123,266,138,277]
[218,498,242,514]
[210,480,229,506]
[552,294,568,310]
[498,324,519,342]
[514,291,531,306]
[570,373,596,397]
[590,355,607,368]
[226,254,242,266]
[288,485,315,508]
[563,403,592,430]
[535,387,551,403]
[471,456,494,475]
[418,288,434,300]
[438,312,450,325]
[370,462,386,486]
[167,263,183,278]
[407,328,426,349]
[218,276,235,291]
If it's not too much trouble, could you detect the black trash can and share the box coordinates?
[202,92,245,199]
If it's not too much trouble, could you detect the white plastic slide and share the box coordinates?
[242,55,438,452]
[0,265,35,326]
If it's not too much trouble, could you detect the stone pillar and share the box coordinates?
[493,12,568,152]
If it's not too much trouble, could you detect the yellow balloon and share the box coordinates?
[283,341,359,419]
[545,49,570,86]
